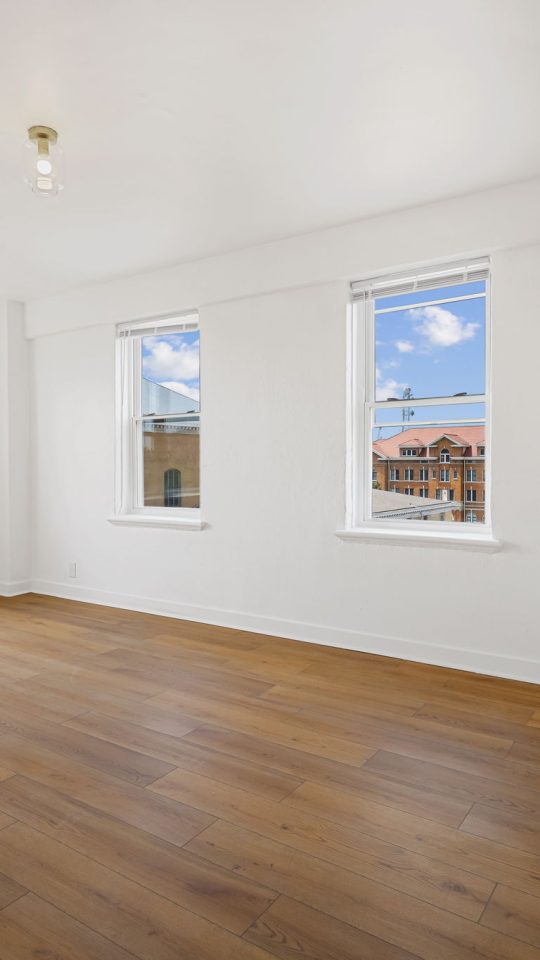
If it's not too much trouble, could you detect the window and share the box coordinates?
[164,468,182,507]
[348,259,491,534]
[418,487,428,498]
[466,489,477,502]
[404,487,414,496]
[448,490,455,501]
[466,468,477,482]
[478,446,485,456]
[465,511,478,523]
[115,313,201,523]
[372,469,377,482]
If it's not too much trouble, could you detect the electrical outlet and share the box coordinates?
[68,561,77,578]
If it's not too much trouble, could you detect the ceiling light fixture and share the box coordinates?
[25,125,64,197]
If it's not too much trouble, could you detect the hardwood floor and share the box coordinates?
[0,594,538,959]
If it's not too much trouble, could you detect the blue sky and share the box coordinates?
[142,331,200,403]
[375,280,486,402]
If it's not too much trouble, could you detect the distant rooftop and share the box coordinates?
[373,425,484,459]
[372,488,455,519]
[143,378,200,416]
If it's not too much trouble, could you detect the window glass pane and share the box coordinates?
[142,417,200,508]
[373,401,485,429]
[375,279,486,400]
[371,411,486,525]
[142,331,200,415]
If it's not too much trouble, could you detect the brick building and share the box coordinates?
[142,379,200,508]
[372,425,486,523]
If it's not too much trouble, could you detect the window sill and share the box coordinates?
[108,514,206,531]
[336,526,501,551]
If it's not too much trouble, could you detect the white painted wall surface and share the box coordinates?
[28,204,540,680]
[0,301,31,593]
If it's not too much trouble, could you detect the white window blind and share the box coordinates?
[116,312,198,339]
[351,258,490,301]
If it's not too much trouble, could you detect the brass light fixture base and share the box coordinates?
[28,125,58,155]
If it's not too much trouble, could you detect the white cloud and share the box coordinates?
[395,340,414,353]
[143,337,199,382]
[376,366,406,401]
[410,306,479,347]
[160,381,200,402]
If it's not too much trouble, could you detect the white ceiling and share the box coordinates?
[2,0,540,300]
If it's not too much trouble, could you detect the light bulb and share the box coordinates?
[24,125,64,197]
[36,157,53,175]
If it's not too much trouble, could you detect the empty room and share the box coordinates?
[0,2,539,958]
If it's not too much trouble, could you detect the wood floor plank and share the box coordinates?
[152,689,376,765]
[0,822,277,960]
[0,705,175,786]
[481,884,540,948]
[149,768,499,918]
[363,749,540,818]
[0,869,26,909]
[182,724,470,825]
[94,648,276,698]
[245,896,422,960]
[0,775,278,934]
[185,820,540,960]
[0,735,214,846]
[0,893,138,960]
[460,803,540,855]
[65,712,303,801]
[414,702,540,748]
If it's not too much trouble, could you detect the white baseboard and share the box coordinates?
[0,580,32,597]
[27,578,540,684]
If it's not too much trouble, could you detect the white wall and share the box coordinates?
[0,301,31,593]
[27,189,540,681]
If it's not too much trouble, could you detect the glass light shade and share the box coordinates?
[24,137,64,197]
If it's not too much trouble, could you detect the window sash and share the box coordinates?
[116,319,200,517]
[348,261,491,533]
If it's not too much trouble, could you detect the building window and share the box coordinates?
[348,258,491,533]
[448,490,455,501]
[115,313,201,518]
[418,487,428,498]
[404,468,414,481]
[466,468,477,482]
[465,511,478,522]
[478,446,485,456]
[466,489,477,502]
[404,487,414,496]
[164,468,182,507]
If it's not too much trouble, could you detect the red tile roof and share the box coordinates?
[373,425,485,458]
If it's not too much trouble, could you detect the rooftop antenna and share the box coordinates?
[401,387,414,431]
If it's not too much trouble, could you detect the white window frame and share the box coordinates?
[339,258,499,550]
[109,312,205,530]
